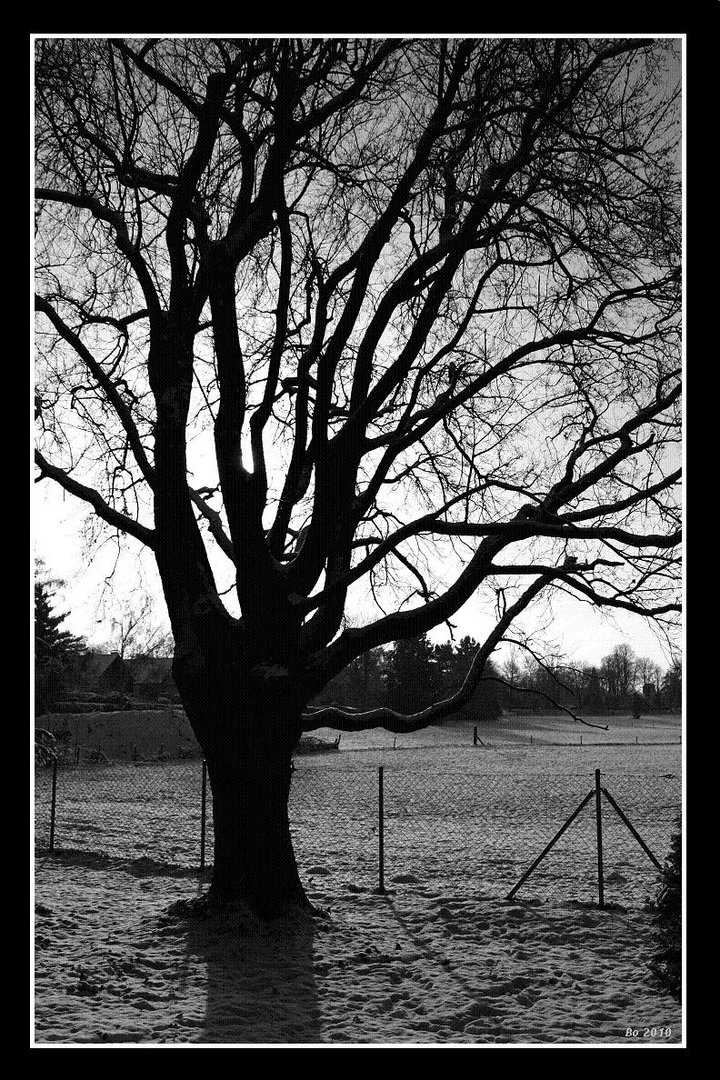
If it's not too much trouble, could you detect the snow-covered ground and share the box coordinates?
[306,710,681,749]
[32,720,683,1047]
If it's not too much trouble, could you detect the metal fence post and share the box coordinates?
[378,765,385,893]
[595,768,605,908]
[200,758,207,873]
[507,788,594,900]
[49,756,58,854]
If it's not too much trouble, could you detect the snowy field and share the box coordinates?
[306,711,681,750]
[33,718,683,1047]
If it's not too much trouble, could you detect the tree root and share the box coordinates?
[162,890,330,931]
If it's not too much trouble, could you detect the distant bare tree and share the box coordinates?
[600,642,639,706]
[96,595,174,659]
[35,37,681,915]
[635,655,663,697]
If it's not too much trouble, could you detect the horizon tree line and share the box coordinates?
[37,575,680,717]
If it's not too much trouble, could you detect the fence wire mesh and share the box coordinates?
[34,757,680,908]
[34,762,208,871]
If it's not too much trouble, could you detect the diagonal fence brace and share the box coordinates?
[506,788,594,901]
[601,786,663,871]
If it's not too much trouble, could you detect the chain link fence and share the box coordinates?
[34,761,208,873]
[34,756,680,908]
[383,768,679,907]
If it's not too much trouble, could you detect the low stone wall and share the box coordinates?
[35,711,341,761]
[35,710,200,761]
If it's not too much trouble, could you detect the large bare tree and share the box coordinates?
[34,37,681,916]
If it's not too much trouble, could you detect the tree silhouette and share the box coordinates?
[35,569,86,714]
[34,37,681,915]
[384,634,435,713]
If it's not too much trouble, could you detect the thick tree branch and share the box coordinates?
[561,469,681,522]
[305,571,552,730]
[35,187,162,322]
[35,450,155,549]
[188,488,235,563]
[249,200,293,492]
[422,521,681,547]
[35,296,155,488]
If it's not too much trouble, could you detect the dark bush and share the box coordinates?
[649,817,681,1000]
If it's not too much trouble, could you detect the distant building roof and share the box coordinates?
[76,652,126,679]
[125,656,174,685]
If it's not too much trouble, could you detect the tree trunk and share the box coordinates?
[177,654,311,919]
[205,719,308,917]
